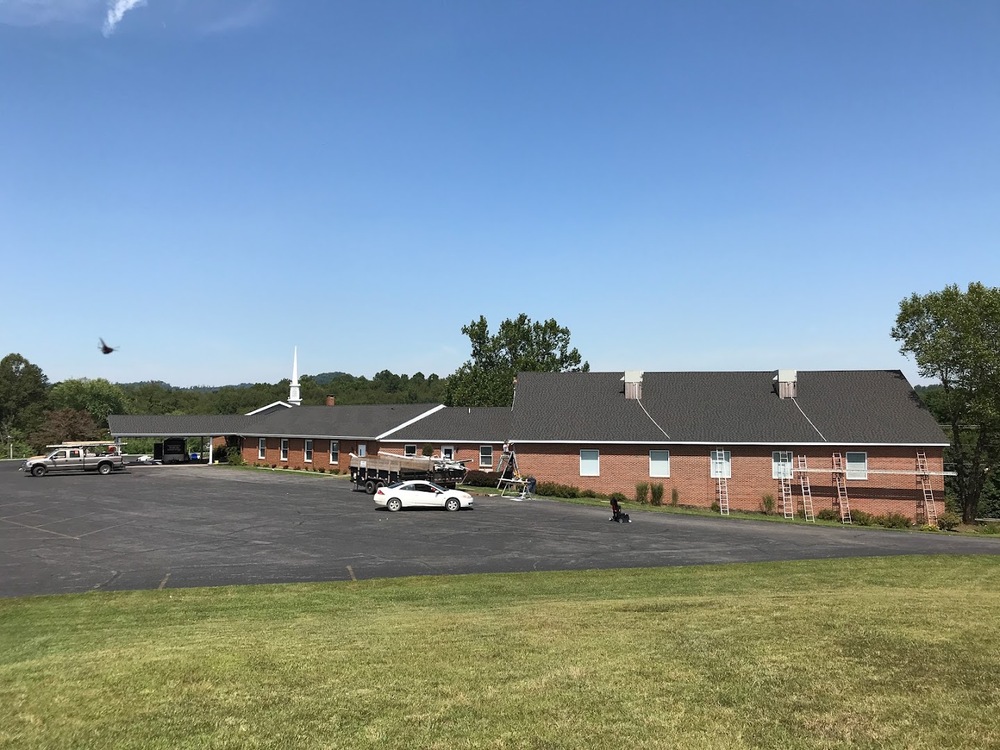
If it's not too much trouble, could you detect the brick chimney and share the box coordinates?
[325,395,336,406]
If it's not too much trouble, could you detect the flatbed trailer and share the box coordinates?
[349,452,468,494]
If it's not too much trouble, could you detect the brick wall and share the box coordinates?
[514,443,946,522]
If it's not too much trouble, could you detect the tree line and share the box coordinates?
[0,314,586,457]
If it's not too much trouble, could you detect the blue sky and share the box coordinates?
[1,1,997,388]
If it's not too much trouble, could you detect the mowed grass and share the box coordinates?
[2,556,999,750]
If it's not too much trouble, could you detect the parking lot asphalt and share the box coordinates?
[2,461,999,598]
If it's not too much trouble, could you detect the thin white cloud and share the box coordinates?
[200,0,269,35]
[102,0,144,36]
[0,0,101,26]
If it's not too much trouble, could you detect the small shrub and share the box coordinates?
[650,483,664,506]
[816,508,839,522]
[535,482,581,498]
[711,500,720,513]
[318,467,326,473]
[760,493,776,515]
[463,470,496,488]
[919,524,938,532]
[331,468,340,475]
[670,487,679,507]
[422,443,434,457]
[271,464,277,469]
[224,448,244,466]
[635,482,649,504]
[876,512,912,529]
[979,522,1000,535]
[850,509,876,526]
[937,511,961,531]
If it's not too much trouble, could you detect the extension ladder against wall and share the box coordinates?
[796,455,815,522]
[779,476,795,519]
[916,450,939,525]
[832,453,853,524]
[716,476,730,516]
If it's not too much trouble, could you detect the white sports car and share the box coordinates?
[374,480,474,512]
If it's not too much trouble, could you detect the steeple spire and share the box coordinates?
[289,347,301,406]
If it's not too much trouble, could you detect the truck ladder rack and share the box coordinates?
[716,476,730,516]
[796,456,816,522]
[917,450,939,525]
[832,453,852,524]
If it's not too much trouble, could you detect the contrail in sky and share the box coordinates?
[103,0,145,36]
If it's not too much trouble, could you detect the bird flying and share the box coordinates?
[99,338,118,355]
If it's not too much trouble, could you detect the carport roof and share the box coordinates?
[108,414,260,437]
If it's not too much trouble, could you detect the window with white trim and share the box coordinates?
[357,443,367,458]
[580,449,600,477]
[280,439,289,461]
[710,449,731,479]
[649,450,670,477]
[772,451,793,479]
[304,439,313,463]
[846,452,868,480]
[404,444,416,457]
[479,445,493,468]
[329,440,339,464]
[258,438,266,460]
[442,445,454,460]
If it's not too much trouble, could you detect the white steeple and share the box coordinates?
[288,346,302,406]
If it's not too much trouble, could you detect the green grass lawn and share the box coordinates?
[3,556,999,749]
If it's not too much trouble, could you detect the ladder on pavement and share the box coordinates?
[796,455,816,522]
[832,453,853,524]
[917,450,939,526]
[716,476,730,516]
[779,475,795,518]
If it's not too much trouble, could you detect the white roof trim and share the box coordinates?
[245,401,294,416]
[376,404,448,440]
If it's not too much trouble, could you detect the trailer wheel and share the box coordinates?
[376,481,386,491]
[31,464,46,478]
[365,479,377,495]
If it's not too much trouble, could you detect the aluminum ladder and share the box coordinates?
[916,450,939,525]
[716,476,730,516]
[796,455,815,522]
[779,475,795,518]
[832,452,853,524]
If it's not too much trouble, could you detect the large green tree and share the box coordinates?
[49,378,132,430]
[892,282,1000,523]
[0,353,50,445]
[447,314,589,407]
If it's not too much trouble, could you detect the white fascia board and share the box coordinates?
[508,440,951,447]
[250,433,375,440]
[245,401,293,416]
[376,404,448,440]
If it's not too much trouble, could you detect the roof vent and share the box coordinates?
[773,369,798,399]
[623,370,643,400]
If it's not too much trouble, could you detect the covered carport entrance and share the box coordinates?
[107,414,261,464]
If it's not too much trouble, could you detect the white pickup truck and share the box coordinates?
[21,441,126,477]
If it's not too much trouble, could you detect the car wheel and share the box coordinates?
[364,479,377,494]
[376,481,386,490]
[445,497,461,512]
[31,465,46,478]
[386,497,402,512]
[98,462,112,475]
